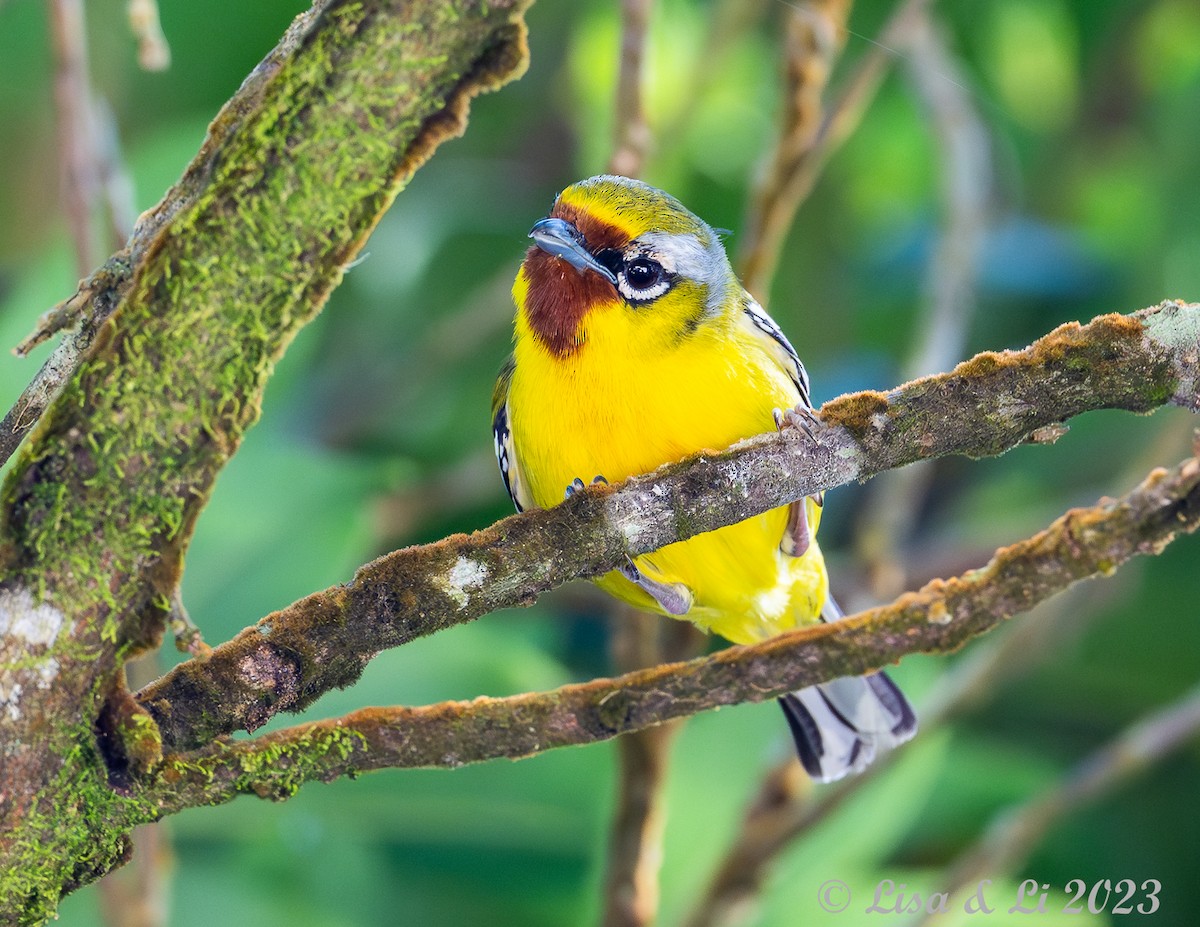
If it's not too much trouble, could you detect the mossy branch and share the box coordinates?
[0,2,532,923]
[140,300,1200,754]
[140,448,1200,808]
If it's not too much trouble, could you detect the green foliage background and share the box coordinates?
[1,0,1198,924]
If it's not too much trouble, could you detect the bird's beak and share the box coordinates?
[528,217,617,285]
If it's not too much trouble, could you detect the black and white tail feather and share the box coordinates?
[778,596,917,782]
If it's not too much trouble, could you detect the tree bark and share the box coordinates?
[0,2,532,923]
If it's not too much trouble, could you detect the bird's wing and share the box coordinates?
[738,295,812,408]
[738,295,822,552]
[491,355,533,513]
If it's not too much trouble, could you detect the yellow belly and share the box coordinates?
[593,504,828,644]
[510,303,828,644]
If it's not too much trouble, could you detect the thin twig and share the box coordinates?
[855,9,992,598]
[1,254,130,467]
[8,4,140,470]
[141,449,1200,812]
[601,610,700,927]
[608,0,654,178]
[909,683,1200,927]
[738,0,851,299]
[897,14,990,382]
[137,301,1200,753]
[93,96,139,246]
[47,0,99,278]
[12,105,137,355]
[737,0,935,299]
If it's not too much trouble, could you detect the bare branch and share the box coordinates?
[142,448,1200,811]
[601,609,702,927]
[602,706,681,927]
[139,301,1200,753]
[856,9,992,597]
[47,0,100,278]
[737,0,935,298]
[608,0,654,178]
[738,0,851,298]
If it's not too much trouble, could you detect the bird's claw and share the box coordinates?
[773,403,820,441]
[774,405,824,558]
[564,474,608,500]
[618,556,694,616]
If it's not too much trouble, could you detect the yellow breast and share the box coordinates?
[509,275,827,644]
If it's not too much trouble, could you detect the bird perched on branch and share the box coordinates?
[492,175,915,780]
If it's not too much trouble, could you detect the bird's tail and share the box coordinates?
[777,596,917,782]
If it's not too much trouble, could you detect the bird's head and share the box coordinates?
[514,175,735,357]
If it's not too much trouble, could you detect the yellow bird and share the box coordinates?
[492,175,915,780]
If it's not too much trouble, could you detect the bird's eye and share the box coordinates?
[608,252,672,303]
[624,257,664,290]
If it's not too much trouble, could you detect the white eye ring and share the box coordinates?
[617,257,671,302]
[617,276,670,301]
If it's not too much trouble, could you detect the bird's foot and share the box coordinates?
[781,500,811,557]
[618,556,693,616]
[773,403,821,440]
[773,406,825,557]
[564,474,608,500]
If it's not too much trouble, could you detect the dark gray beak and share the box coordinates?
[529,217,618,284]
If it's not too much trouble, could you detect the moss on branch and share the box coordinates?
[135,449,1200,808]
[0,1,532,922]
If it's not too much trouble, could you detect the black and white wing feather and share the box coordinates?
[740,295,812,408]
[738,293,822,553]
[491,355,533,512]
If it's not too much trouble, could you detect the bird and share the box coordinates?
[492,174,915,781]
